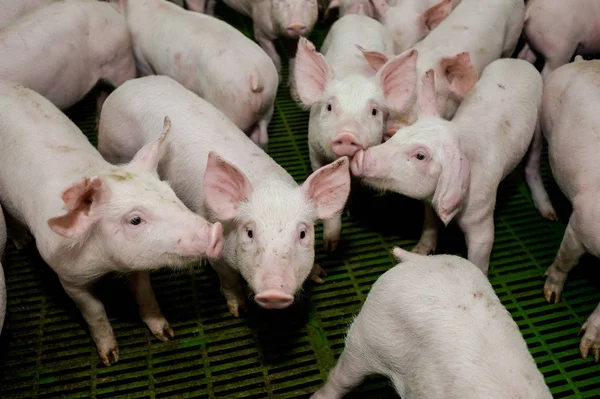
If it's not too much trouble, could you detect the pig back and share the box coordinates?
[98,76,294,214]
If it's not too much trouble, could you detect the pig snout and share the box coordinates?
[331,132,363,157]
[350,149,365,176]
[255,289,294,309]
[178,221,224,259]
[286,23,308,38]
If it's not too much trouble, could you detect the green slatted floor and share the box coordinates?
[1,7,600,399]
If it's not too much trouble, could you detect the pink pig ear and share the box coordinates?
[203,152,253,221]
[419,69,440,118]
[369,0,389,20]
[439,52,478,96]
[128,116,171,174]
[294,37,333,106]
[357,45,391,72]
[48,177,109,238]
[432,143,470,225]
[302,156,351,220]
[376,49,419,111]
[422,0,452,31]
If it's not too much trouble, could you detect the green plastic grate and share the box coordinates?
[1,7,600,398]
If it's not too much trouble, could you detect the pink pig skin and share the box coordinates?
[351,59,542,276]
[98,76,351,318]
[0,81,224,366]
[518,0,600,79]
[0,0,58,28]
[0,0,136,117]
[117,0,278,150]
[527,58,600,361]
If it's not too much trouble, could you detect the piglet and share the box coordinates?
[0,81,224,365]
[369,0,461,54]
[358,0,524,135]
[311,248,552,399]
[0,206,6,334]
[187,0,317,95]
[98,76,351,317]
[118,0,278,150]
[323,0,375,19]
[0,0,57,28]
[294,15,416,251]
[0,0,135,120]
[518,0,600,79]
[526,58,600,361]
[351,59,542,275]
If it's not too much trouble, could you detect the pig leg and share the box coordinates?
[581,302,600,362]
[249,104,273,150]
[412,204,440,255]
[517,43,538,64]
[128,271,174,341]
[95,89,111,132]
[205,0,216,15]
[311,345,371,399]
[462,216,495,276]
[254,29,282,78]
[539,43,577,80]
[5,213,33,250]
[60,279,119,366]
[543,217,585,303]
[184,0,207,12]
[525,123,557,220]
[211,260,247,317]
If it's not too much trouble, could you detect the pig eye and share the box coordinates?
[415,153,426,161]
[371,108,378,117]
[299,230,306,239]
[129,216,142,226]
[326,103,332,112]
[247,229,253,239]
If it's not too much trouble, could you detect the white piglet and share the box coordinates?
[369,0,462,54]
[294,14,417,251]
[351,59,543,275]
[0,81,224,365]
[311,248,552,399]
[98,76,351,318]
[117,0,278,149]
[0,0,135,116]
[518,0,600,79]
[358,0,524,135]
[0,206,6,334]
[527,58,600,361]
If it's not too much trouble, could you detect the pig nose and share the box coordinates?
[350,149,365,176]
[206,222,224,259]
[286,23,307,37]
[255,290,294,309]
[331,133,363,157]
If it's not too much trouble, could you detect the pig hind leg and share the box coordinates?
[211,260,247,317]
[543,215,585,303]
[412,205,440,255]
[525,123,557,220]
[128,271,174,341]
[323,216,342,252]
[312,346,371,399]
[249,104,273,150]
[462,215,495,276]
[581,302,600,361]
[60,279,119,366]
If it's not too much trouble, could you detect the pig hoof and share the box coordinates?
[309,263,327,284]
[543,283,561,304]
[323,239,339,252]
[543,268,566,303]
[99,345,120,366]
[543,210,559,221]
[580,320,600,361]
[290,86,300,102]
[412,242,434,255]
[227,299,247,318]
[153,326,175,342]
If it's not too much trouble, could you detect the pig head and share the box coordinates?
[203,152,350,309]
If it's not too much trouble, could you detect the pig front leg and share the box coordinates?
[525,124,558,220]
[543,217,585,303]
[581,302,600,362]
[211,260,247,317]
[412,204,440,255]
[128,271,174,341]
[462,216,495,276]
[311,345,370,399]
[254,28,282,79]
[5,213,33,250]
[60,279,119,366]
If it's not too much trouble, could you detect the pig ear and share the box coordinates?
[128,116,171,174]
[439,52,478,96]
[369,0,389,20]
[346,3,365,15]
[357,46,391,72]
[295,37,333,106]
[419,69,440,118]
[302,157,351,220]
[432,144,470,225]
[422,0,452,31]
[48,177,108,238]
[377,49,418,111]
[203,152,253,220]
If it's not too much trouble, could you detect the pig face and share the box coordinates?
[295,37,418,160]
[351,117,470,225]
[370,0,453,54]
[48,118,225,269]
[271,0,319,39]
[203,152,351,309]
